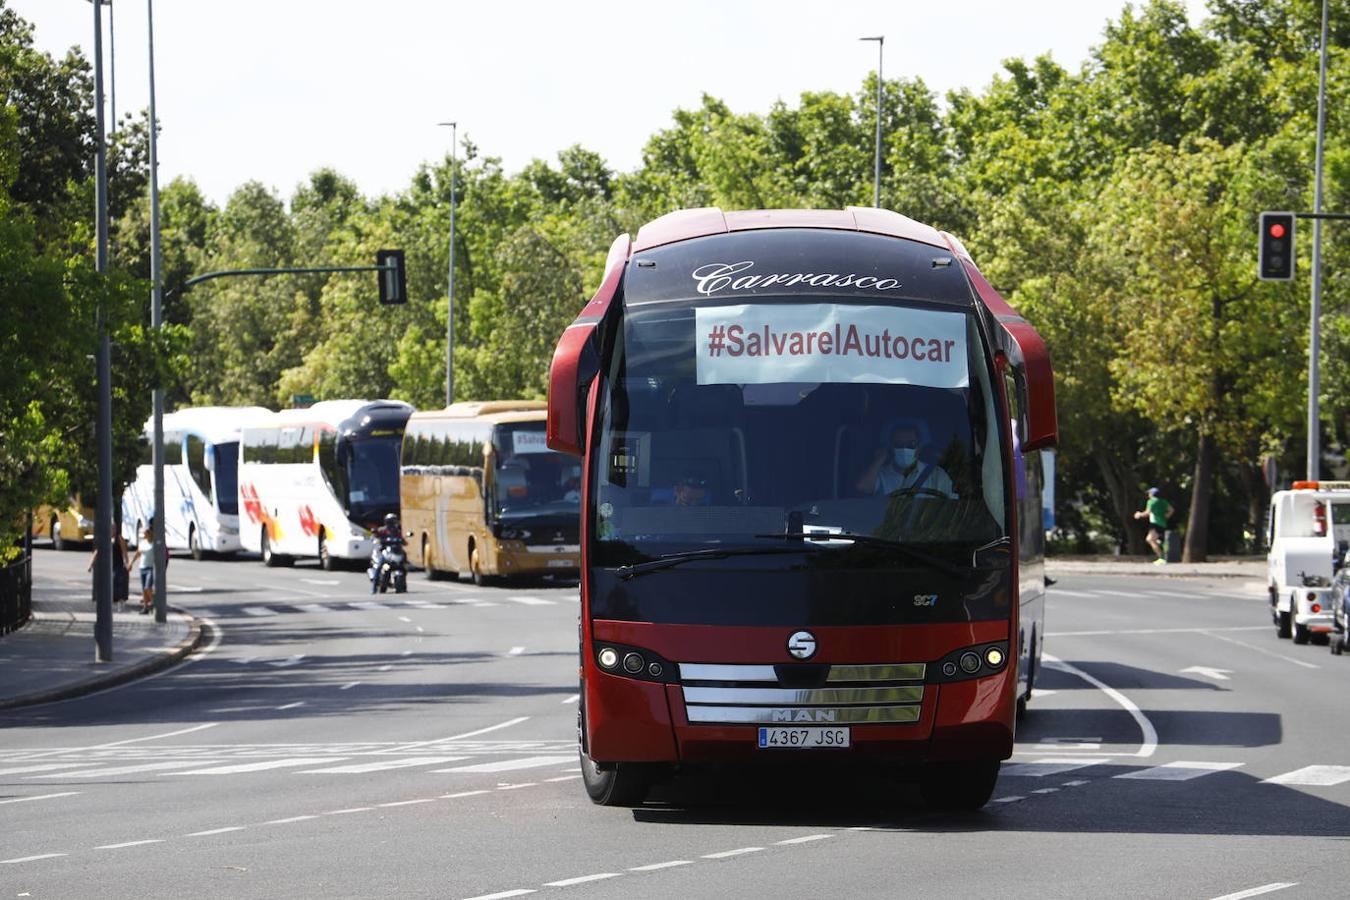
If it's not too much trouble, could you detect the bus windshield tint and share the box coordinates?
[212,442,239,515]
[493,425,581,517]
[592,300,1007,567]
[346,435,402,522]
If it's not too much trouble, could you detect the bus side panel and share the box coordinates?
[583,668,678,763]
[400,472,435,569]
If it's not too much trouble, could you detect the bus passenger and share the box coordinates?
[855,420,955,498]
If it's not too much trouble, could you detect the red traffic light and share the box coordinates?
[1269,222,1287,239]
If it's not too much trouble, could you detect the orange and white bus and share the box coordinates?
[401,401,580,584]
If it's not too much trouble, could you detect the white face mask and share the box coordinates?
[892,448,916,468]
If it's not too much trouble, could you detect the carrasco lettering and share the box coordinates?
[692,261,903,296]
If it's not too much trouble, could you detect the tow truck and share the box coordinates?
[1267,480,1349,644]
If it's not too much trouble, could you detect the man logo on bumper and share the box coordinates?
[772,708,838,722]
[787,630,816,660]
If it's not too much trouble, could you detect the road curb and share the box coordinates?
[0,605,206,711]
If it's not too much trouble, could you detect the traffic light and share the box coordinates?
[1259,212,1295,281]
[376,249,407,304]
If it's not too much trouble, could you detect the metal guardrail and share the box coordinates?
[1,542,33,635]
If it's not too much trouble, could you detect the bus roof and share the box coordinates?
[408,400,546,425]
[149,406,271,445]
[632,206,951,254]
[243,400,414,431]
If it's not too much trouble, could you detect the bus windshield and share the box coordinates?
[212,442,240,515]
[591,299,1007,570]
[493,424,582,518]
[345,435,403,524]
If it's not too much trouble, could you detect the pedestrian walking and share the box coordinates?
[127,525,160,614]
[1133,487,1174,564]
[87,530,130,605]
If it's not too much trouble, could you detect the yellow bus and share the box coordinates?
[31,496,96,550]
[401,401,580,584]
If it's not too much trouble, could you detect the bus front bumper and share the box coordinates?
[495,543,580,576]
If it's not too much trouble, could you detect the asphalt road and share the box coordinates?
[3,549,1347,900]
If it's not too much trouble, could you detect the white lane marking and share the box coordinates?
[545,775,582,783]
[544,874,621,887]
[187,826,245,836]
[401,650,414,656]
[91,722,220,749]
[0,763,99,776]
[263,815,318,825]
[378,799,437,807]
[1204,631,1320,669]
[506,596,554,606]
[242,606,276,617]
[351,601,390,610]
[176,758,342,775]
[379,665,393,672]
[296,603,330,614]
[1093,590,1137,598]
[506,646,525,656]
[1263,765,1350,786]
[496,783,536,791]
[561,694,580,704]
[168,585,204,593]
[301,756,467,774]
[339,681,361,690]
[403,600,439,609]
[326,807,374,814]
[473,602,500,607]
[1143,589,1199,599]
[461,890,536,900]
[276,702,305,711]
[992,796,1024,803]
[442,790,491,799]
[399,616,413,623]
[1180,666,1233,681]
[1062,780,1090,787]
[33,761,212,779]
[1208,884,1298,900]
[1001,758,1113,777]
[415,626,425,633]
[630,860,692,872]
[1043,654,1157,758]
[1050,589,1096,598]
[703,847,763,859]
[268,654,306,668]
[432,755,575,774]
[388,717,532,754]
[1048,626,1269,637]
[0,853,67,864]
[776,834,832,845]
[302,579,340,586]
[1031,788,1060,794]
[1116,761,1244,781]
[0,792,82,805]
[96,839,163,849]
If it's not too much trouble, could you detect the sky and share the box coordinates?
[12,0,1209,207]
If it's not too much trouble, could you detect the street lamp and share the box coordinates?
[438,121,457,407]
[859,35,884,209]
[147,0,167,621]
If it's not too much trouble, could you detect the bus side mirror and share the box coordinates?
[547,233,630,456]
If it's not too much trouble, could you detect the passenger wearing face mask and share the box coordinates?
[855,421,956,499]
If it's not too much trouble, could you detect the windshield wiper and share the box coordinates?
[615,544,823,580]
[753,532,967,578]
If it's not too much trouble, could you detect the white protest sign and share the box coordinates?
[512,430,551,455]
[694,304,969,388]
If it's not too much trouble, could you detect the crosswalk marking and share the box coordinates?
[300,756,468,774]
[295,603,330,614]
[33,760,210,779]
[0,762,98,777]
[350,601,390,610]
[242,605,275,617]
[1001,758,1111,778]
[176,757,343,775]
[1115,761,1243,781]
[1263,765,1350,786]
[505,596,554,606]
[432,755,576,774]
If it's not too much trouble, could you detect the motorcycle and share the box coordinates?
[368,531,408,594]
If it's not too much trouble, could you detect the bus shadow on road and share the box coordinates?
[1037,662,1228,692]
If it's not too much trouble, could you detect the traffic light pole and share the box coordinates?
[1307,0,1329,482]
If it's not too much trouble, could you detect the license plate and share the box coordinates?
[757,727,851,749]
[547,559,573,568]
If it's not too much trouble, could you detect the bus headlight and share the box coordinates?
[959,652,981,674]
[598,647,619,669]
[985,647,1006,668]
[622,652,645,674]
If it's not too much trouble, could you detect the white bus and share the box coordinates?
[121,406,269,559]
[238,400,413,568]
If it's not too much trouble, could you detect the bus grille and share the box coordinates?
[677,662,926,725]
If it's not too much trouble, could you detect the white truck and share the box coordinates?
[1266,481,1349,644]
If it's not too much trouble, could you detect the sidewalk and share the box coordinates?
[0,593,203,711]
[1046,555,1265,579]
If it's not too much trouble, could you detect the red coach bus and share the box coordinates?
[547,207,1056,809]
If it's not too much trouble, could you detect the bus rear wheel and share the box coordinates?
[579,750,653,807]
[319,540,340,571]
[919,761,1000,811]
[261,529,291,568]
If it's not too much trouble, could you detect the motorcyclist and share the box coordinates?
[369,513,406,593]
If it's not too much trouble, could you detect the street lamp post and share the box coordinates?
[88,0,113,662]
[859,35,884,209]
[438,121,457,407]
[147,0,167,621]
[1307,0,1329,481]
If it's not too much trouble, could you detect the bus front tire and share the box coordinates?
[919,761,1000,811]
[189,527,206,562]
[470,545,493,587]
[579,750,653,807]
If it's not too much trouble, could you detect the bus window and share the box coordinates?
[187,435,211,496]
[163,431,183,466]
[213,442,240,514]
[493,424,581,516]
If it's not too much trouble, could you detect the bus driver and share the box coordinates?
[855,419,956,499]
